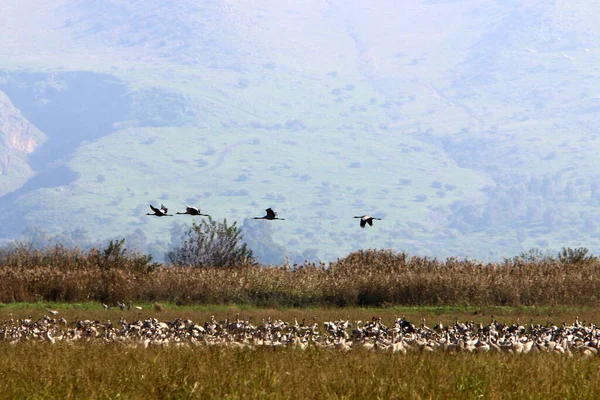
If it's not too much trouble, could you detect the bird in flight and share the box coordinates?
[354,215,381,228]
[146,204,172,216]
[254,208,285,220]
[176,206,210,216]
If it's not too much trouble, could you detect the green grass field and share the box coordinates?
[1,302,599,399]
[2,301,599,325]
[3,342,599,399]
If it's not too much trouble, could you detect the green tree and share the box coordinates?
[167,217,255,268]
[557,247,596,264]
[92,238,159,273]
[506,248,554,264]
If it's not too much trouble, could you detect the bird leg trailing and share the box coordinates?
[353,215,381,228]
[254,208,285,220]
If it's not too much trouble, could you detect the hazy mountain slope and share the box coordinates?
[0,91,46,196]
[0,0,599,262]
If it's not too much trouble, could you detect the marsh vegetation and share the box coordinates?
[0,242,598,307]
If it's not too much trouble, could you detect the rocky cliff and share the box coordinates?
[0,91,46,196]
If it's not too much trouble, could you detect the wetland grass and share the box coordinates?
[0,341,598,399]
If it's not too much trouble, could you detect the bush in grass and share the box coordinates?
[167,217,255,268]
[89,238,159,273]
[558,247,596,264]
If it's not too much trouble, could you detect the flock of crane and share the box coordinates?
[2,311,600,356]
[147,205,382,228]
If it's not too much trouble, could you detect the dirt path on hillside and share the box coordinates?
[198,138,255,173]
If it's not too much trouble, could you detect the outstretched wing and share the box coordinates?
[367,218,373,226]
[150,204,160,214]
[266,208,276,219]
[360,219,366,228]
[160,204,168,213]
[186,206,199,214]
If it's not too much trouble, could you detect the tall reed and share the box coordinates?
[1,246,599,307]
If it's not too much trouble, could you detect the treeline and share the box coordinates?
[0,240,599,307]
[17,216,292,265]
[448,173,600,238]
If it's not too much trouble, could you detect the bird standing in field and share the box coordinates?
[146,204,172,217]
[354,215,381,228]
[254,208,285,220]
[176,206,210,216]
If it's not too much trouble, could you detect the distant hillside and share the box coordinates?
[0,0,599,263]
[0,90,46,196]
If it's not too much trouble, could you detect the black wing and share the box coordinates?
[360,219,366,228]
[266,208,276,219]
[150,204,160,214]
[186,206,199,215]
[367,218,373,226]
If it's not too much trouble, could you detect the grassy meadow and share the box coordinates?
[2,247,600,398]
[3,2,600,398]
[1,303,600,399]
[2,340,600,399]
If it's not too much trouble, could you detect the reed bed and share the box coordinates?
[1,342,598,399]
[1,246,599,307]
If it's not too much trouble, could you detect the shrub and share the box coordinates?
[167,217,255,268]
[558,247,596,264]
[507,248,554,263]
[90,239,159,273]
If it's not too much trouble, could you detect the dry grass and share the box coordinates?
[2,303,599,399]
[1,246,600,307]
[0,341,598,399]
[1,242,597,399]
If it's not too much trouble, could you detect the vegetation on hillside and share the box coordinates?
[1,2,600,262]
